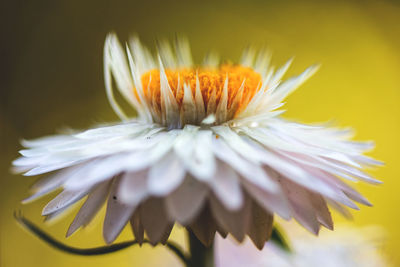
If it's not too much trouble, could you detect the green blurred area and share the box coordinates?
[1,0,399,266]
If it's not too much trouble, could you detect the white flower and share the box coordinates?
[12,33,382,248]
[215,224,392,267]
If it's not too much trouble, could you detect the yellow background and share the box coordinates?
[1,0,399,266]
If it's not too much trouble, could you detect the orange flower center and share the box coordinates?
[138,64,262,118]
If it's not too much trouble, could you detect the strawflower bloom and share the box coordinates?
[13,33,381,250]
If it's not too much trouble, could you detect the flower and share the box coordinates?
[12,33,381,249]
[215,224,392,267]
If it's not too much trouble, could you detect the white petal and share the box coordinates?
[22,167,75,203]
[232,110,285,126]
[74,122,148,140]
[320,157,381,184]
[125,46,153,123]
[206,87,217,116]
[275,150,358,182]
[211,136,279,193]
[195,74,206,123]
[267,58,293,87]
[227,80,245,120]
[128,35,155,74]
[21,135,74,148]
[104,33,139,120]
[209,161,243,211]
[202,51,219,67]
[191,131,217,180]
[44,205,74,223]
[117,170,148,205]
[253,48,272,78]
[174,36,193,67]
[157,39,176,68]
[147,151,186,196]
[174,129,216,181]
[42,188,90,216]
[262,65,319,109]
[158,57,180,128]
[240,46,256,67]
[24,160,83,176]
[181,83,197,125]
[201,114,216,125]
[65,132,177,190]
[215,76,228,123]
[63,157,122,190]
[173,125,199,163]
[13,155,45,167]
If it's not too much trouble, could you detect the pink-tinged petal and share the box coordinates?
[320,157,381,184]
[297,165,361,210]
[210,195,251,242]
[308,192,333,230]
[247,200,273,250]
[103,179,137,244]
[67,181,110,237]
[242,178,291,220]
[129,210,144,245]
[117,170,148,205]
[316,170,372,206]
[189,204,217,247]
[327,199,352,219]
[240,137,347,201]
[140,197,173,245]
[268,152,361,209]
[279,177,320,234]
[165,176,208,224]
[216,224,228,239]
[274,150,358,182]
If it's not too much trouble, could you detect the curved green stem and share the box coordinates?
[14,212,190,265]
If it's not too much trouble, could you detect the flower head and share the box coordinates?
[13,33,382,249]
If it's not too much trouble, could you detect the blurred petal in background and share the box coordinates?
[215,222,392,267]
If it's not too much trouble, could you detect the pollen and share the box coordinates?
[137,64,262,124]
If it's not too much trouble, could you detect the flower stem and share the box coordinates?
[187,230,214,267]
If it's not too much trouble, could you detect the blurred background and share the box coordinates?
[1,0,399,266]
